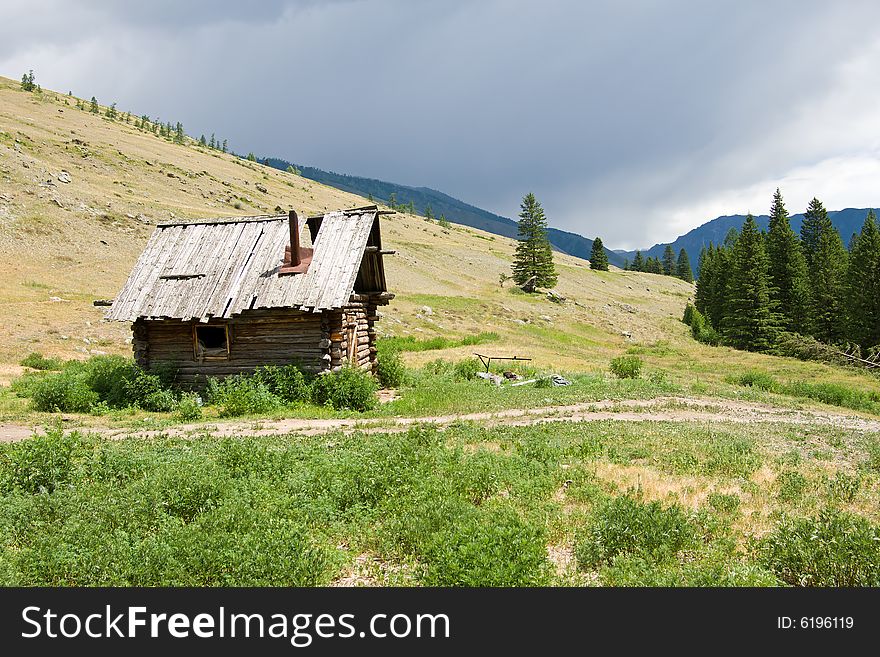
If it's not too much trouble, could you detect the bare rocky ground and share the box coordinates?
[3,395,878,443]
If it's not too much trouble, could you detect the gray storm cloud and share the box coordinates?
[3,0,880,248]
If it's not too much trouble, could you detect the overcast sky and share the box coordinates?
[3,0,880,249]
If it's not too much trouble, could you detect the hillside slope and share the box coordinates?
[2,74,878,407]
[262,156,625,267]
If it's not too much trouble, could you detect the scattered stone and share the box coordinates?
[48,296,67,303]
[57,170,71,183]
[255,183,268,193]
[546,290,565,303]
[551,374,572,386]
[420,305,433,315]
[618,303,637,314]
[539,315,553,322]
[621,330,632,339]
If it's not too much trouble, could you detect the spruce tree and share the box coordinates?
[676,248,693,283]
[808,212,848,344]
[845,210,880,348]
[695,246,713,317]
[646,257,662,274]
[631,251,644,272]
[765,188,811,333]
[662,245,676,276]
[424,204,434,220]
[800,197,827,270]
[20,70,36,92]
[590,237,609,270]
[89,96,99,113]
[512,193,557,288]
[722,215,777,350]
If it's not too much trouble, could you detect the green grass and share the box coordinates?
[378,332,499,352]
[728,370,880,415]
[2,417,878,586]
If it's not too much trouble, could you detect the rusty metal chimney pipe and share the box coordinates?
[289,209,301,267]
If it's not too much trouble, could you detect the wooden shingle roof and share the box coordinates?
[106,207,383,321]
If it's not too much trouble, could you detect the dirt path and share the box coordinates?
[3,396,878,443]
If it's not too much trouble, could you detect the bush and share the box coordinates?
[421,506,551,586]
[825,471,860,503]
[453,358,482,381]
[610,355,642,379]
[575,495,698,568]
[310,366,377,411]
[758,509,880,586]
[688,307,722,345]
[682,303,696,326]
[256,365,311,403]
[776,470,809,502]
[206,375,281,417]
[174,392,203,422]
[707,492,741,514]
[732,370,779,392]
[30,373,98,413]
[3,426,79,494]
[125,369,176,412]
[866,436,880,472]
[20,352,64,371]
[376,343,408,388]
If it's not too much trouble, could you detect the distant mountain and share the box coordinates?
[616,208,878,272]
[261,157,625,267]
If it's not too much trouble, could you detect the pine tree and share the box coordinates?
[437,214,451,229]
[424,204,434,220]
[800,197,827,270]
[845,210,880,348]
[631,251,644,272]
[199,135,207,146]
[512,193,557,288]
[646,257,662,274]
[105,102,117,120]
[209,133,216,149]
[722,215,778,350]
[222,139,228,153]
[89,96,99,113]
[387,193,397,210]
[676,248,693,283]
[804,199,848,343]
[662,245,676,276]
[765,188,811,333]
[20,70,36,92]
[590,237,609,270]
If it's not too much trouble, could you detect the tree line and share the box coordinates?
[21,70,229,154]
[623,245,693,282]
[691,189,880,354]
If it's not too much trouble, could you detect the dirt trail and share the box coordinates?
[3,396,879,443]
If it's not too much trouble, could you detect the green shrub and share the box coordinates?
[732,370,779,392]
[686,306,721,345]
[174,392,203,422]
[4,426,79,494]
[82,355,138,407]
[534,376,553,388]
[758,509,880,586]
[707,492,741,514]
[682,303,696,326]
[376,343,408,388]
[610,355,642,379]
[575,495,698,568]
[126,370,176,412]
[310,366,377,411]
[825,471,860,503]
[206,375,281,417]
[30,373,99,412]
[20,352,64,371]
[421,506,551,586]
[776,470,809,502]
[256,365,311,403]
[866,435,880,472]
[453,358,482,381]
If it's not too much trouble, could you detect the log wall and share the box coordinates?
[132,302,382,387]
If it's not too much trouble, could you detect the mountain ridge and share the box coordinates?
[261,157,625,267]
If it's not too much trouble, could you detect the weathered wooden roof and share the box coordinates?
[106,208,382,321]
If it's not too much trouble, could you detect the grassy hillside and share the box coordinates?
[1,73,878,407]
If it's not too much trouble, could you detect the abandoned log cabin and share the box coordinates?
[105,206,394,386]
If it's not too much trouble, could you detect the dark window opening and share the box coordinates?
[194,325,229,360]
